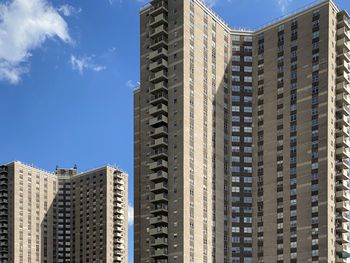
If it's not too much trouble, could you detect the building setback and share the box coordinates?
[0,161,128,263]
[134,0,350,262]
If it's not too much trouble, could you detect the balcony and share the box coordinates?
[336,126,350,137]
[150,182,168,193]
[337,71,350,85]
[150,59,168,72]
[149,227,168,236]
[149,160,168,171]
[149,171,168,182]
[149,48,168,61]
[150,25,168,39]
[150,37,168,50]
[337,190,350,201]
[337,82,350,94]
[150,150,168,161]
[149,93,168,105]
[336,201,350,211]
[149,70,168,83]
[337,105,350,116]
[336,256,348,263]
[150,216,168,225]
[151,237,168,247]
[337,115,350,127]
[337,169,350,180]
[150,126,168,139]
[338,59,350,73]
[337,180,350,191]
[151,248,168,258]
[337,233,350,244]
[150,193,168,204]
[336,147,350,159]
[150,1,168,17]
[150,13,168,27]
[338,93,350,106]
[149,104,168,116]
[338,27,350,41]
[150,81,167,94]
[150,137,168,148]
[149,115,168,127]
[336,243,350,254]
[338,12,350,30]
[338,38,350,52]
[150,204,168,214]
[338,51,350,63]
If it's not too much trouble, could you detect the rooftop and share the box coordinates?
[140,0,344,34]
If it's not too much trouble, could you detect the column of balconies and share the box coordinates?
[336,11,350,263]
[113,172,126,263]
[148,1,169,262]
[0,166,8,262]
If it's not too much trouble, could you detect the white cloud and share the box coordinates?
[57,4,81,17]
[277,0,291,13]
[0,0,71,84]
[126,80,139,89]
[128,204,134,226]
[70,55,106,74]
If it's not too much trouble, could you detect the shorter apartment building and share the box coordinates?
[0,161,128,263]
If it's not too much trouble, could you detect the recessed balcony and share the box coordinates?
[150,126,168,139]
[338,51,350,63]
[149,104,168,116]
[150,181,168,193]
[337,212,350,224]
[338,59,350,73]
[150,204,168,214]
[336,147,350,159]
[337,82,350,95]
[337,190,350,201]
[337,233,350,244]
[149,227,168,237]
[336,169,350,180]
[337,180,350,191]
[150,216,168,225]
[336,115,350,127]
[150,193,168,203]
[336,126,350,137]
[149,115,168,127]
[337,71,350,85]
[336,136,350,148]
[338,27,350,41]
[149,48,168,61]
[150,81,167,94]
[337,38,350,52]
[149,171,168,182]
[151,237,168,247]
[149,160,168,171]
[337,105,350,116]
[149,93,168,105]
[336,201,350,211]
[150,13,168,27]
[151,248,168,258]
[150,59,168,72]
[150,2,168,17]
[336,243,350,255]
[337,93,350,106]
[150,25,168,39]
[149,70,168,83]
[338,12,350,30]
[150,38,168,50]
[150,137,168,148]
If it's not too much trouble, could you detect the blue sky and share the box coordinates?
[0,0,349,262]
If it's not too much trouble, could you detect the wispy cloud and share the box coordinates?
[128,204,134,225]
[0,0,71,84]
[204,0,218,7]
[277,0,292,14]
[57,4,81,17]
[70,55,106,74]
[126,80,139,89]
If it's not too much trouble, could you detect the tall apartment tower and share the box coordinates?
[135,0,350,262]
[0,161,128,263]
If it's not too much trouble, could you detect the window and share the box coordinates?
[232,45,240,51]
[232,35,240,41]
[232,65,240,72]
[233,55,240,61]
[244,36,253,42]
[244,56,253,62]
